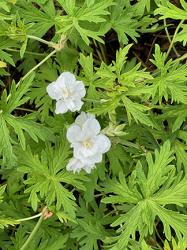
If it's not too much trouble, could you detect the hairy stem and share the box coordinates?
[20,207,47,250]
[93,40,104,62]
[5,48,46,57]
[17,212,42,222]
[164,19,180,57]
[166,20,184,58]
[21,50,56,83]
[7,50,56,101]
[27,35,55,47]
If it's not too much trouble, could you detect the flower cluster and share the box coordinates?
[66,112,111,173]
[47,72,111,173]
[46,72,86,114]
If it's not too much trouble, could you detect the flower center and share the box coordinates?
[83,139,93,149]
[63,86,73,98]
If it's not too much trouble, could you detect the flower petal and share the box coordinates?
[55,100,68,114]
[75,112,90,127]
[83,117,101,136]
[66,158,95,174]
[72,99,83,111]
[46,81,62,100]
[64,98,77,112]
[81,153,102,164]
[66,158,83,173]
[96,134,111,153]
[75,81,86,98]
[67,124,83,143]
[83,164,96,173]
[75,112,100,134]
[58,72,76,85]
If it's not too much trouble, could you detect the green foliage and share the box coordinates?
[0,74,54,166]
[0,185,19,229]
[17,137,87,218]
[1,0,187,249]
[102,142,187,248]
[155,0,187,45]
[57,0,114,45]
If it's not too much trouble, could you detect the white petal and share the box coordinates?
[83,117,101,136]
[55,72,76,95]
[66,158,95,174]
[55,100,68,114]
[73,137,99,159]
[75,81,86,98]
[81,153,103,164]
[83,164,96,173]
[72,99,83,111]
[65,98,77,112]
[96,134,111,153]
[83,119,101,136]
[66,158,82,173]
[75,112,100,135]
[46,81,62,100]
[58,72,76,84]
[67,124,83,143]
[89,153,103,163]
[75,112,89,127]
[73,141,103,163]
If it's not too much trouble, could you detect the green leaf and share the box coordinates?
[5,73,35,113]
[17,138,87,219]
[175,24,187,46]
[57,0,76,15]
[0,185,6,203]
[155,1,187,20]
[150,203,187,239]
[57,0,114,45]
[5,114,54,150]
[102,142,187,248]
[148,45,187,104]
[90,97,120,115]
[0,217,19,229]
[104,2,141,44]
[122,96,154,127]
[16,0,57,37]
[76,0,114,23]
[114,44,132,76]
[0,113,16,166]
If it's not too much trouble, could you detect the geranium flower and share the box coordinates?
[66,158,95,174]
[66,112,111,173]
[46,72,86,114]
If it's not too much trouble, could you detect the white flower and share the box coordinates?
[46,72,86,114]
[66,158,95,174]
[66,112,111,173]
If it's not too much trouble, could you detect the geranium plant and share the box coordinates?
[1,0,187,249]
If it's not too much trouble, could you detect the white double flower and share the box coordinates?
[46,72,86,114]
[66,112,111,173]
[47,72,111,173]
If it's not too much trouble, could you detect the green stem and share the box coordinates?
[22,50,56,82]
[154,224,164,245]
[20,208,46,250]
[98,42,107,64]
[5,48,46,57]
[7,49,56,101]
[15,107,35,113]
[166,20,184,58]
[93,40,103,62]
[164,19,180,57]
[27,35,55,47]
[173,52,187,64]
[83,98,102,103]
[17,212,42,222]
